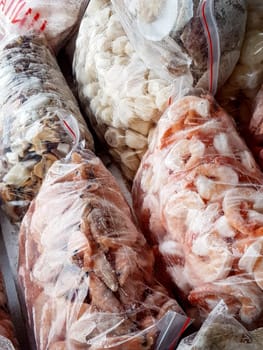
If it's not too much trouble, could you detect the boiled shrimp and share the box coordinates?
[164,138,205,172]
[163,190,205,242]
[188,276,263,324]
[223,188,263,237]
[239,238,263,290]
[194,164,239,201]
[184,232,233,287]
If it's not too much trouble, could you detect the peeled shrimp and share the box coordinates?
[185,233,234,287]
[194,165,239,201]
[223,188,263,237]
[189,276,263,324]
[133,94,263,326]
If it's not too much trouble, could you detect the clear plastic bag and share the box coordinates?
[0,0,90,53]
[73,0,172,181]
[177,301,263,349]
[18,139,189,349]
[217,0,263,124]
[0,32,93,223]
[0,271,19,349]
[112,0,247,94]
[132,93,263,328]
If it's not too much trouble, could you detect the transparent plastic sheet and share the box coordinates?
[0,33,94,224]
[0,0,90,53]
[17,137,190,349]
[249,84,263,170]
[0,270,19,349]
[216,0,263,127]
[112,0,247,93]
[73,0,173,181]
[132,93,263,328]
[177,301,263,349]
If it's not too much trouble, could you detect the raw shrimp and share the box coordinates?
[223,188,263,237]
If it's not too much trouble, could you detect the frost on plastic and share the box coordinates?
[0,271,19,349]
[217,1,263,122]
[73,0,172,181]
[18,148,187,350]
[0,34,94,223]
[177,301,263,349]
[112,0,247,93]
[133,94,263,327]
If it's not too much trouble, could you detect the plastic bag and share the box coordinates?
[112,0,247,94]
[0,271,19,349]
[73,0,172,181]
[0,0,90,53]
[217,0,263,124]
[18,140,190,349]
[0,32,94,223]
[132,93,263,327]
[248,83,263,170]
[177,301,263,349]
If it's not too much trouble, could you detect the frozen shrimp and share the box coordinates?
[188,276,263,324]
[194,164,239,201]
[184,232,234,287]
[223,188,263,237]
[133,94,263,326]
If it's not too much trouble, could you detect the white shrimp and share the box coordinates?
[223,188,263,237]
[184,232,233,287]
[189,276,263,324]
[164,138,206,172]
[163,190,205,242]
[239,238,263,290]
[194,164,239,201]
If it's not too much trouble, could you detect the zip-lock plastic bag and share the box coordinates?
[73,0,172,181]
[0,6,94,223]
[132,92,263,328]
[177,301,263,350]
[112,0,247,94]
[18,115,190,349]
[217,0,263,125]
[0,271,19,349]
[0,0,90,53]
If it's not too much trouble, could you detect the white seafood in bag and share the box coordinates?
[73,0,172,180]
[133,94,263,326]
[113,0,247,92]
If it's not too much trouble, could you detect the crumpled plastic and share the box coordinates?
[178,301,263,350]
